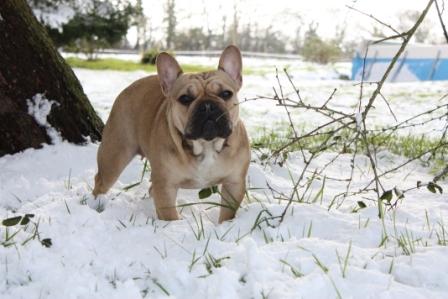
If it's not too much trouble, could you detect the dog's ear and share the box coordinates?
[218,45,242,89]
[156,52,183,95]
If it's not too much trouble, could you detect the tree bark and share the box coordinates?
[0,0,104,157]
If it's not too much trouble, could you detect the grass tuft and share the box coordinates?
[252,126,447,172]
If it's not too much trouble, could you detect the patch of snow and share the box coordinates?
[26,93,61,144]
[86,193,109,212]
[32,4,75,30]
[0,142,447,298]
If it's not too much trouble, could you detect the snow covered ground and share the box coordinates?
[1,58,447,299]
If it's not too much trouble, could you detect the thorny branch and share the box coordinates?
[361,0,435,119]
[250,0,446,224]
[435,0,448,43]
[345,5,402,38]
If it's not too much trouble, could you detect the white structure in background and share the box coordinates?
[352,42,448,82]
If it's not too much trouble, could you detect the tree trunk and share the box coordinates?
[0,0,104,157]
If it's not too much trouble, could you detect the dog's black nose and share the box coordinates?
[205,103,212,113]
[199,100,217,116]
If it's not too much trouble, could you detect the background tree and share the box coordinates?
[164,0,176,49]
[174,27,207,50]
[220,12,227,49]
[302,22,342,64]
[0,0,104,156]
[291,14,304,53]
[230,2,239,45]
[46,0,135,59]
[201,0,213,49]
[133,0,148,53]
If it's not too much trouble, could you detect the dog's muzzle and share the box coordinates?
[184,100,232,141]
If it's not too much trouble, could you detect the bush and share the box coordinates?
[141,49,175,65]
[302,36,342,64]
[140,49,160,65]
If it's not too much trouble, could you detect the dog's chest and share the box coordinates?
[192,142,222,187]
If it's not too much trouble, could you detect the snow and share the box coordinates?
[32,4,75,30]
[26,93,61,144]
[1,59,447,299]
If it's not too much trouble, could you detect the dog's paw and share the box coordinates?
[85,194,109,213]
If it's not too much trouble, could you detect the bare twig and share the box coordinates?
[362,0,435,119]
[346,5,402,37]
[435,0,448,43]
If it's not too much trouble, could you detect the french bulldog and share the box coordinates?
[92,46,250,223]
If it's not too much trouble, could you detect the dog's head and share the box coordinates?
[156,46,242,142]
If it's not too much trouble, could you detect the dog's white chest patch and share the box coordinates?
[192,139,223,187]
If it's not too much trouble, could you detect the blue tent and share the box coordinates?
[352,43,448,82]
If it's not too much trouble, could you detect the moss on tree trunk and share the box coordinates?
[0,0,104,156]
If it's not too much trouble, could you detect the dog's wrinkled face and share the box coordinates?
[156,46,242,142]
[169,71,237,141]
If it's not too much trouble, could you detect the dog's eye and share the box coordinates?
[219,90,233,100]
[178,94,194,105]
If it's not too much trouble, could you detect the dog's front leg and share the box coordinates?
[219,181,246,223]
[151,182,180,221]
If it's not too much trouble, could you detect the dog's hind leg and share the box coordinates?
[92,140,137,197]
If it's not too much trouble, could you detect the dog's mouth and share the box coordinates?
[184,100,232,141]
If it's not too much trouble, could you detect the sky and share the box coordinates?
[128,0,444,45]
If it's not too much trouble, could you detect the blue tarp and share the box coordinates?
[351,44,448,82]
